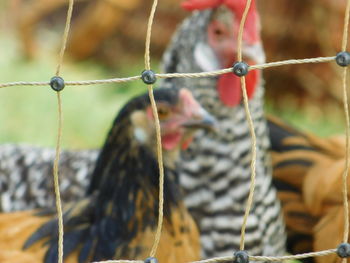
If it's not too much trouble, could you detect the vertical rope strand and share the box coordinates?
[53,92,64,263]
[341,0,350,52]
[148,85,165,257]
[55,0,74,76]
[53,1,75,262]
[237,0,252,62]
[143,0,163,257]
[341,0,350,256]
[342,68,350,247]
[238,77,257,250]
[235,0,257,250]
[144,0,159,70]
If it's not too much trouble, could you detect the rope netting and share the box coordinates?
[1,0,350,262]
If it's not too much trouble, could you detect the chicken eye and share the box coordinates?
[157,106,170,120]
[214,28,223,36]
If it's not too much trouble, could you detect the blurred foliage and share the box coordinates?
[259,0,347,110]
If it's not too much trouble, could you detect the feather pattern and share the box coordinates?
[0,145,97,212]
[269,115,349,263]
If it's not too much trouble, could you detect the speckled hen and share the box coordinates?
[160,0,286,258]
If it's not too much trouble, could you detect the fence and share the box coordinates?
[1,0,350,262]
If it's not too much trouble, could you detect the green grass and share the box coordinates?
[265,99,346,137]
[0,33,151,149]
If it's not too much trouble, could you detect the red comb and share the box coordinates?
[181,0,260,44]
[181,0,223,11]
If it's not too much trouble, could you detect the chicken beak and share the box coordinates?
[178,89,217,132]
[181,109,217,132]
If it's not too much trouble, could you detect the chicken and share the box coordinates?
[269,115,349,263]
[160,0,286,258]
[1,0,287,258]
[2,0,286,258]
[0,87,216,263]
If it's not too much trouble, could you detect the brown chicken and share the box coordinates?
[269,115,349,263]
[0,87,215,263]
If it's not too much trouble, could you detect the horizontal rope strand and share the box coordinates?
[249,56,336,70]
[92,260,144,263]
[189,249,337,263]
[0,56,337,89]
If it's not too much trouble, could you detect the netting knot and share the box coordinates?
[337,243,350,258]
[141,70,157,85]
[144,257,158,263]
[50,76,65,91]
[234,250,249,263]
[336,52,350,67]
[233,62,249,77]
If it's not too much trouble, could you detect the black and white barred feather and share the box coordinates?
[0,144,97,212]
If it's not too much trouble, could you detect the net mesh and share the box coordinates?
[1,0,350,262]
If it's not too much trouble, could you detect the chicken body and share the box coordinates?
[0,203,198,263]
[269,116,349,263]
[161,1,285,258]
[0,87,209,263]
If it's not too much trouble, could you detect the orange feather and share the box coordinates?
[269,115,350,263]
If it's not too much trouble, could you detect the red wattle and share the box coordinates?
[218,73,241,107]
[217,70,259,107]
[246,70,259,99]
[162,132,182,150]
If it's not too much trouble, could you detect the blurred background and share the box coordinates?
[0,0,348,149]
